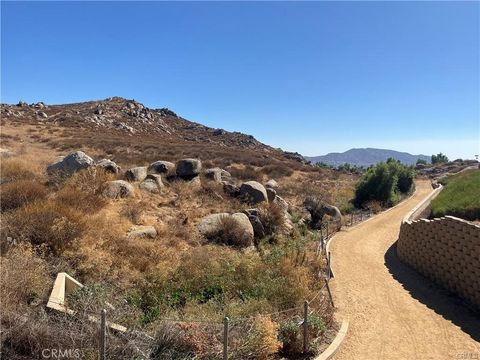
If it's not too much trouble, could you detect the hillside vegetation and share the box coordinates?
[431,169,480,221]
[0,100,359,359]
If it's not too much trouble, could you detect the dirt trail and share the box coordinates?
[330,180,480,360]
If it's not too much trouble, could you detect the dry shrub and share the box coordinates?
[120,200,147,224]
[206,216,252,248]
[0,157,39,182]
[0,179,48,212]
[243,315,281,359]
[258,203,287,235]
[3,200,86,254]
[226,165,262,182]
[365,200,382,214]
[260,164,293,179]
[0,243,50,311]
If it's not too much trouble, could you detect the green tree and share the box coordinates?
[354,160,415,207]
[416,159,427,165]
[431,153,449,164]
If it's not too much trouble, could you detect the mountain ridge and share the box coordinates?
[305,148,430,167]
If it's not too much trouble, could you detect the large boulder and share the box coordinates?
[197,212,254,247]
[176,159,202,178]
[148,160,175,175]
[204,168,231,183]
[239,181,268,204]
[96,159,120,174]
[47,151,94,175]
[125,166,147,182]
[103,180,135,199]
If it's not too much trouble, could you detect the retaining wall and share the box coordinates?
[397,210,480,309]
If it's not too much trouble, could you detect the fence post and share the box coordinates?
[100,309,106,360]
[325,279,335,307]
[327,251,332,280]
[223,317,229,360]
[303,300,309,353]
[350,213,353,226]
[360,212,363,221]
[326,222,329,238]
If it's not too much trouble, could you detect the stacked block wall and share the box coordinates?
[397,216,480,309]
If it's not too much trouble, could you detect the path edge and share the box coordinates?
[314,319,349,360]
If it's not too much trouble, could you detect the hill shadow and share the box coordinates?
[384,242,480,342]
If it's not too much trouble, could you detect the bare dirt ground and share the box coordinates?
[330,180,480,360]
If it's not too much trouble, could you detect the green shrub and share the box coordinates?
[354,159,415,207]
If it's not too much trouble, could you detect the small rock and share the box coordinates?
[127,225,157,240]
[204,168,231,182]
[266,187,277,202]
[103,180,135,199]
[139,178,161,193]
[176,158,202,178]
[248,215,265,239]
[96,159,120,174]
[47,151,94,175]
[148,160,175,174]
[37,111,48,118]
[265,179,279,189]
[239,181,268,204]
[125,167,147,182]
[274,195,289,212]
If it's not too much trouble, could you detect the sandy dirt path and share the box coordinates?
[330,180,480,360]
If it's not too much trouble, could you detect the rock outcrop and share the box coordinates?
[176,158,202,178]
[47,151,94,175]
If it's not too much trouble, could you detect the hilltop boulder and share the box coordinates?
[125,166,147,182]
[239,181,268,204]
[47,151,94,175]
[103,180,135,199]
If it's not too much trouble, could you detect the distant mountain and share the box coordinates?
[305,148,430,167]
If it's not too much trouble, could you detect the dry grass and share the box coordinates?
[0,180,48,212]
[0,121,347,359]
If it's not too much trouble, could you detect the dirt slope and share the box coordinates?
[330,180,480,360]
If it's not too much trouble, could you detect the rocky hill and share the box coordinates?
[305,148,431,167]
[1,97,307,166]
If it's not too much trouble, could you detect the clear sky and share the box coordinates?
[2,1,479,159]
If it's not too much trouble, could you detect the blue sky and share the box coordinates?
[2,1,479,159]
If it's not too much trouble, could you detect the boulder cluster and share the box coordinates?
[46,150,293,248]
